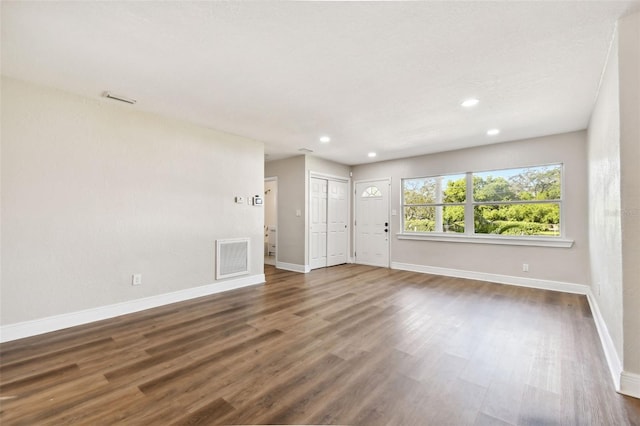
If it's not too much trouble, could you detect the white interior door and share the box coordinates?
[355,180,390,267]
[309,177,328,269]
[327,180,348,267]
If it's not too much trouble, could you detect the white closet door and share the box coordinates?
[327,180,348,266]
[309,177,328,270]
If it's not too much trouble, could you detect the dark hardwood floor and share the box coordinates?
[1,264,639,425]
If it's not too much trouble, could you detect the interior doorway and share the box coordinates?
[264,177,277,266]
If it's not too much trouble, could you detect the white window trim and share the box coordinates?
[399,166,571,248]
[396,232,573,248]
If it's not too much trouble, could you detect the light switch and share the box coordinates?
[132,274,142,286]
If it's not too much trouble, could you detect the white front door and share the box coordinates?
[309,177,328,269]
[327,180,348,267]
[355,179,390,267]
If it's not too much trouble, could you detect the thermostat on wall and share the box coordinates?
[253,195,263,206]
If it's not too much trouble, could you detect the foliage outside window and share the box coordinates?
[473,165,561,236]
[403,174,466,233]
[402,164,562,237]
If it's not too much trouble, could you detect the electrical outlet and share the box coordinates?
[132,274,142,286]
[522,263,529,272]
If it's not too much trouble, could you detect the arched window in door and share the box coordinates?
[361,186,382,198]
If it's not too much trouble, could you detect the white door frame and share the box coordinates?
[353,177,391,268]
[308,171,351,270]
[264,176,278,265]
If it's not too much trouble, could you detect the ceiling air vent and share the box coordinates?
[298,148,314,153]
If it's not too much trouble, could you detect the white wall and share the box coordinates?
[265,156,306,267]
[587,10,639,397]
[306,156,351,180]
[1,77,265,326]
[587,29,624,365]
[618,11,640,379]
[352,131,590,285]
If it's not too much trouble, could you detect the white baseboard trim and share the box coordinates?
[0,274,265,343]
[620,371,640,399]
[585,290,623,392]
[276,261,311,273]
[391,262,589,295]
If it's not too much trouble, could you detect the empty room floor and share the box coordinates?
[1,264,639,425]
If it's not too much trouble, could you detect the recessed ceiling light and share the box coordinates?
[368,152,377,158]
[461,98,479,108]
[319,136,331,143]
[487,128,500,136]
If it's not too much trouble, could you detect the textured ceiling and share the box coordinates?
[2,1,638,165]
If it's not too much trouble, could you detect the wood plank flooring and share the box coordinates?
[1,264,639,425]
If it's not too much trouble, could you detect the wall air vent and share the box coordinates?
[216,238,250,280]
[298,148,314,153]
[102,91,137,105]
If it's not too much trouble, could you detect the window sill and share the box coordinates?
[396,232,574,248]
